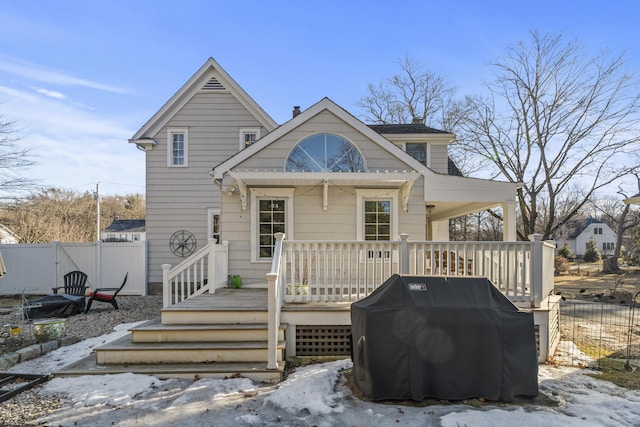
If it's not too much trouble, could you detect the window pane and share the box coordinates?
[260,247,272,258]
[259,235,272,246]
[259,224,272,234]
[259,212,272,222]
[406,143,427,165]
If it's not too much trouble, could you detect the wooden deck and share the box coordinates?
[164,288,352,312]
[163,288,269,311]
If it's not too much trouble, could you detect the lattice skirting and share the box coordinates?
[295,325,352,356]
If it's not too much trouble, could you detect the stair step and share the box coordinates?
[160,309,269,325]
[56,356,284,383]
[95,334,285,364]
[130,318,286,343]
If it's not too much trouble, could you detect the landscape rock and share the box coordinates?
[0,352,19,370]
[16,344,41,362]
[40,340,58,354]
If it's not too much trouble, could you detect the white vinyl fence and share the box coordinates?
[0,241,147,296]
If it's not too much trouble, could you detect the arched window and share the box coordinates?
[285,133,366,172]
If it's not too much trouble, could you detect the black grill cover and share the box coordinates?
[351,275,538,402]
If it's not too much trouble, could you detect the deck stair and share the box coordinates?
[57,289,287,383]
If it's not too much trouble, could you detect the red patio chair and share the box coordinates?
[85,273,128,313]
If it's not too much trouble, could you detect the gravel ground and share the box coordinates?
[0,294,163,426]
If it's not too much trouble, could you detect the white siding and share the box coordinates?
[221,181,425,284]
[237,111,416,172]
[429,143,449,174]
[145,91,267,283]
[575,223,617,256]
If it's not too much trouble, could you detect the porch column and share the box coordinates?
[502,200,517,242]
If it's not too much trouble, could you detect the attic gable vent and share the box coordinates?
[201,77,226,91]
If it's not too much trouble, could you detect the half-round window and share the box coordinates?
[285,133,366,172]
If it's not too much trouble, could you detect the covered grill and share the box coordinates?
[351,274,538,402]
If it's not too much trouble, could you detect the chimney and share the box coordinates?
[293,106,301,118]
[411,116,425,125]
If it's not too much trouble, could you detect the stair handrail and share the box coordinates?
[161,239,229,308]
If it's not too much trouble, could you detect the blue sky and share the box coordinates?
[0,0,638,196]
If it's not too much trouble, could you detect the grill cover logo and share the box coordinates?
[408,283,427,291]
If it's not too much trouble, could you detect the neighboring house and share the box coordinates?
[0,224,19,244]
[130,57,518,285]
[101,219,146,242]
[554,218,617,257]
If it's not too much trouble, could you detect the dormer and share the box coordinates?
[368,123,455,174]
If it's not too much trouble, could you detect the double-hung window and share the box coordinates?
[167,128,188,167]
[405,143,428,166]
[240,128,260,150]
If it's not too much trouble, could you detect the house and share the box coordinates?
[554,218,617,258]
[101,218,146,242]
[93,58,559,382]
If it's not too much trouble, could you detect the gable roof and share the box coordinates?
[211,97,430,179]
[557,217,609,240]
[129,57,277,147]
[367,124,449,134]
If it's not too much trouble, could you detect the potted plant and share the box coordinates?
[229,274,242,289]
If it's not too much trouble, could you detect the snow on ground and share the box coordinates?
[9,325,640,426]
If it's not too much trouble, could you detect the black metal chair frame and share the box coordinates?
[85,273,128,313]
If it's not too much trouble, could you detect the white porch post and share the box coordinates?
[207,239,216,295]
[502,200,517,242]
[161,263,171,308]
[529,234,543,307]
[266,272,279,369]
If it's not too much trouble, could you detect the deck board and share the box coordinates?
[164,288,352,312]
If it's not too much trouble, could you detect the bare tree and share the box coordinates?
[589,177,640,272]
[358,55,457,127]
[0,114,36,195]
[461,30,640,240]
[1,189,146,243]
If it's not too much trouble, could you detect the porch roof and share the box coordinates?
[228,170,420,187]
[228,170,421,211]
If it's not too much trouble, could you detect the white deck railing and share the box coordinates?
[278,234,555,307]
[161,239,229,308]
[265,233,555,371]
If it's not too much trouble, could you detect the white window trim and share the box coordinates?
[250,188,294,262]
[208,208,221,243]
[167,128,189,167]
[239,128,261,150]
[355,189,399,241]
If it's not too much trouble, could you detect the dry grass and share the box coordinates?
[557,261,640,389]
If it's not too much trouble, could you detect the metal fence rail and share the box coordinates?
[560,294,640,369]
